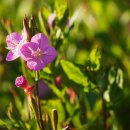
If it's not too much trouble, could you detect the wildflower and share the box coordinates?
[48,13,56,27]
[6,29,27,61]
[15,75,33,94]
[20,33,57,70]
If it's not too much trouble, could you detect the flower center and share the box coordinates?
[32,48,43,59]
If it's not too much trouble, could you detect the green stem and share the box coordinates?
[35,71,45,130]
[30,96,42,129]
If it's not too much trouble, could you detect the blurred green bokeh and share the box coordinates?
[0,0,130,130]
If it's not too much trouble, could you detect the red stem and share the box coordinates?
[35,71,45,130]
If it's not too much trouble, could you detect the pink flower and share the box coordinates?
[48,13,56,27]
[6,29,27,61]
[20,33,57,71]
[15,75,33,94]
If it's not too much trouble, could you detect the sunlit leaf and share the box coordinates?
[87,47,101,71]
[116,68,123,89]
[54,0,67,20]
[49,84,65,99]
[0,119,11,129]
[43,67,52,74]
[60,60,89,91]
[108,67,123,89]
[108,67,124,104]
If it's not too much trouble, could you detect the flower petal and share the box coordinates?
[20,42,38,61]
[6,32,22,50]
[42,46,57,64]
[31,33,50,50]
[6,49,20,61]
[27,59,46,70]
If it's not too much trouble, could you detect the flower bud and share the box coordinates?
[15,75,28,89]
[48,13,56,28]
[15,75,33,94]
[23,15,31,41]
[55,75,62,87]
[29,14,37,35]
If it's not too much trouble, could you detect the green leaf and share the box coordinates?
[51,109,58,130]
[28,118,38,130]
[38,11,48,36]
[6,102,28,129]
[40,70,52,81]
[54,0,67,20]
[42,99,65,130]
[108,67,123,89]
[49,84,64,99]
[0,119,6,126]
[108,67,117,85]
[43,112,53,130]
[43,67,52,74]
[60,60,88,90]
[109,82,123,105]
[6,103,15,123]
[0,119,11,129]
[87,47,101,71]
[116,68,123,89]
[107,67,124,104]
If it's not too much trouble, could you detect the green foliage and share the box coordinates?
[0,119,11,129]
[108,67,123,89]
[103,67,124,105]
[0,0,130,130]
[61,60,89,90]
[108,67,124,105]
[87,47,101,71]
[54,0,67,20]
[42,99,65,130]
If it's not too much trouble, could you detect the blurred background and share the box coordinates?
[0,0,130,130]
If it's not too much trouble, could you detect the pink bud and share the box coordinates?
[15,75,33,94]
[55,75,62,87]
[15,75,28,89]
[48,13,56,27]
